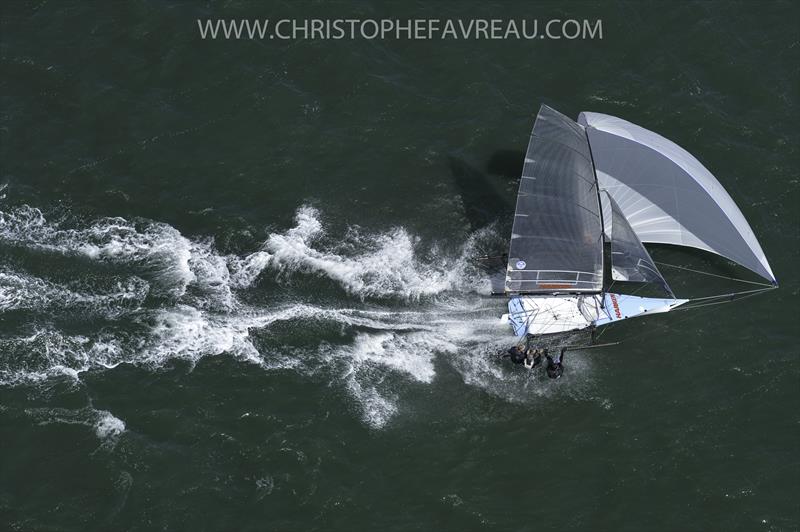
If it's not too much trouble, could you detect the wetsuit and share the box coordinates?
[504,346,527,365]
[545,348,565,379]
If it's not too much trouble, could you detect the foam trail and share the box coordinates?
[0,270,148,316]
[0,298,509,429]
[0,204,272,308]
[228,251,273,288]
[262,205,492,299]
[331,331,442,428]
[1,201,600,430]
[345,377,398,430]
[0,328,126,385]
[24,405,126,442]
[141,305,264,366]
[95,411,126,439]
[0,205,195,298]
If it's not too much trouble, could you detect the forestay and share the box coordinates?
[578,112,777,285]
[505,105,604,294]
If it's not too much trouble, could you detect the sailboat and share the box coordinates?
[501,105,777,340]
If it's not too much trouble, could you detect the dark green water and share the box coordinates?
[1,1,798,530]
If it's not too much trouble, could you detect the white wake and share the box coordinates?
[0,202,596,428]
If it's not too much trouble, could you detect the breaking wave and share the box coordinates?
[1,201,596,428]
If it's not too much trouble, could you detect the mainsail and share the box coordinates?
[505,105,604,294]
[578,112,777,285]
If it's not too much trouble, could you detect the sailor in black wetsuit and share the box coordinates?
[503,345,527,365]
[545,348,566,379]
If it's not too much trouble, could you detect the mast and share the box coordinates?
[583,117,606,299]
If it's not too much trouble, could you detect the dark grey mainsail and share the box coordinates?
[606,192,674,297]
[505,105,604,294]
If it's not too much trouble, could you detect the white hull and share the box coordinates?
[503,293,687,337]
[503,296,601,336]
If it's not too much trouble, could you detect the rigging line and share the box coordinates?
[673,289,771,311]
[519,302,588,344]
[606,283,771,347]
[606,278,650,298]
[630,282,650,297]
[610,288,769,345]
[607,279,616,295]
[514,304,539,347]
[610,281,650,299]
[672,294,764,313]
[652,261,773,288]
[683,286,774,303]
[608,305,703,345]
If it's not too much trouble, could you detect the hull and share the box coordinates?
[503,293,687,337]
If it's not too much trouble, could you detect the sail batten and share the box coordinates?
[505,105,604,294]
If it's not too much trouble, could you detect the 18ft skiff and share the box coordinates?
[501,105,777,338]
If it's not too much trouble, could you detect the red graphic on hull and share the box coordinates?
[609,293,622,319]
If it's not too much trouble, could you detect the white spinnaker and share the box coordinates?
[578,112,776,284]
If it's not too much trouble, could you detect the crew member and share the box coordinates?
[545,348,566,379]
[524,348,543,370]
[503,345,527,365]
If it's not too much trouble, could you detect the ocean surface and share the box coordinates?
[1,1,798,530]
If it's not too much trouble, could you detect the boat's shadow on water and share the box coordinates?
[448,149,525,294]
[447,150,524,234]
